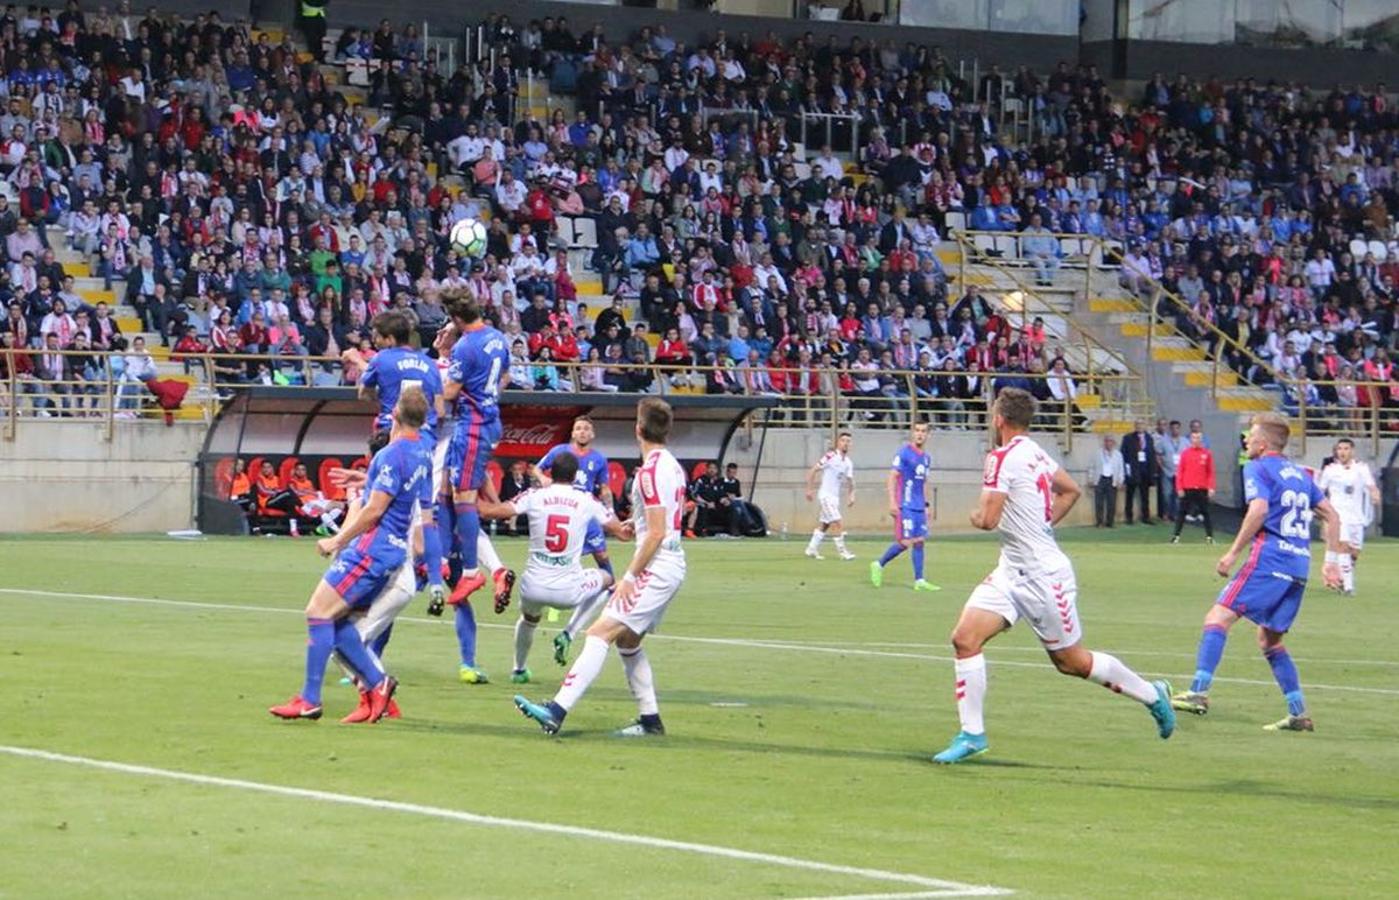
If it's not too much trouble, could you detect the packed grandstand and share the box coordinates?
[0,2,1394,438]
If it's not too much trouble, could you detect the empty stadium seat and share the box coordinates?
[318,458,346,501]
[607,461,627,498]
[277,457,299,487]
[485,460,503,496]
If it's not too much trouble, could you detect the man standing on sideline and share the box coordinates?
[1120,421,1156,524]
[1171,430,1216,544]
[1157,419,1187,523]
[1095,435,1124,527]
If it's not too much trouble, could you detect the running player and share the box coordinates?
[804,432,856,560]
[439,298,510,684]
[480,452,633,683]
[932,388,1175,764]
[871,421,940,591]
[514,398,686,737]
[1172,414,1343,731]
[269,387,440,723]
[537,416,616,581]
[1316,438,1379,595]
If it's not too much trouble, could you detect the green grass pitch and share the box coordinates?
[1,528,1396,898]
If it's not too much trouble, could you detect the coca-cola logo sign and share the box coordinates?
[494,405,589,457]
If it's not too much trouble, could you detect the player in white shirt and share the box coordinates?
[932,388,1176,764]
[480,452,632,683]
[515,398,687,737]
[804,432,857,560]
[1317,438,1380,594]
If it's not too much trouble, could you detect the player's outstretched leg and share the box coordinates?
[270,615,334,720]
[805,525,826,559]
[516,619,624,735]
[1260,629,1313,732]
[556,583,610,665]
[1173,613,1234,714]
[1052,645,1174,739]
[872,541,905,587]
[615,638,665,737]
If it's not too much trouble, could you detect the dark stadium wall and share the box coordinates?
[273,0,1078,73]
[1081,39,1399,85]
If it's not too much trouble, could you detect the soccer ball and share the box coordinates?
[449,217,488,259]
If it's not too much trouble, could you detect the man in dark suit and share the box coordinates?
[1120,420,1156,525]
[497,459,532,536]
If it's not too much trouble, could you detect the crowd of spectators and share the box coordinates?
[1,2,1398,431]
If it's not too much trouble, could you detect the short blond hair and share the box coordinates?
[1252,412,1290,451]
[395,385,429,429]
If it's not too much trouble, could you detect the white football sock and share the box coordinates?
[513,617,537,671]
[807,529,824,551]
[619,646,659,716]
[477,533,503,573]
[1088,651,1158,704]
[1343,555,1355,592]
[564,585,611,639]
[833,534,849,554]
[954,654,987,735]
[553,634,610,711]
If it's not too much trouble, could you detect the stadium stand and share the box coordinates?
[0,2,1394,450]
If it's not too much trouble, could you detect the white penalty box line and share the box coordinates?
[0,745,1009,899]
[2,587,1396,698]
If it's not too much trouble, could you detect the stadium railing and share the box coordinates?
[0,349,1149,449]
[959,228,1290,405]
[952,232,1141,377]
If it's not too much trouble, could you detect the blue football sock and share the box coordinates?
[301,618,335,706]
[333,619,385,689]
[370,623,393,659]
[455,602,478,667]
[1190,624,1229,693]
[878,543,905,567]
[595,554,614,578]
[437,492,457,559]
[1264,645,1306,716]
[911,544,925,580]
[455,502,480,570]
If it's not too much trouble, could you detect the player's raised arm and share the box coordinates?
[1048,466,1081,526]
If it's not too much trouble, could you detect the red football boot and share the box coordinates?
[340,690,373,724]
[269,696,323,720]
[385,698,402,719]
[447,570,487,606]
[366,676,398,723]
[492,568,516,614]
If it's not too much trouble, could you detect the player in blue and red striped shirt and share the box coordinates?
[270,387,441,723]
[1172,414,1343,732]
[439,297,510,684]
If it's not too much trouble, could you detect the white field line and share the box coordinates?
[779,640,1399,668]
[2,587,1396,698]
[0,745,1009,899]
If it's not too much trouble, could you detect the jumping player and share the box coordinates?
[440,297,510,684]
[514,398,686,737]
[269,387,440,723]
[537,416,616,581]
[804,432,856,560]
[425,322,516,623]
[359,310,442,448]
[1172,414,1343,731]
[871,420,940,591]
[1316,438,1379,595]
[932,388,1175,764]
[479,452,632,683]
